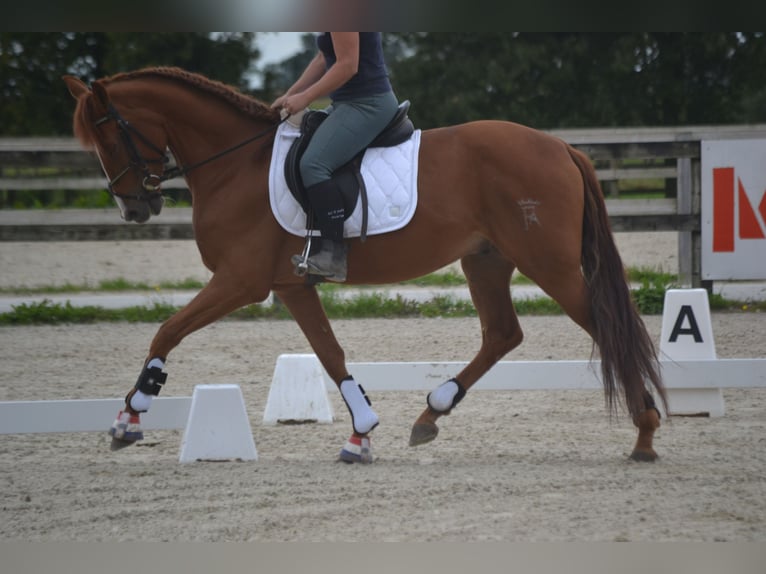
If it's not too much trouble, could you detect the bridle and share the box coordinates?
[93,103,285,203]
[95,104,169,202]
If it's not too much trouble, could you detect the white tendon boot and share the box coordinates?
[338,377,378,464]
[339,377,379,434]
[427,378,466,413]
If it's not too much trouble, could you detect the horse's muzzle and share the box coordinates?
[121,195,164,223]
[123,207,151,224]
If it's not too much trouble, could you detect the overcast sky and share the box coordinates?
[247,32,306,88]
[257,32,305,64]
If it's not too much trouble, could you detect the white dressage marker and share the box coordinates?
[262,353,335,425]
[659,288,723,416]
[179,384,257,463]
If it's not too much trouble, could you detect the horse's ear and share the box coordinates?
[63,75,89,100]
[90,81,111,113]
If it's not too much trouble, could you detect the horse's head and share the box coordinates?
[64,75,168,223]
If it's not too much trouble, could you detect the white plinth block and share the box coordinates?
[263,354,334,425]
[660,289,724,416]
[179,384,258,463]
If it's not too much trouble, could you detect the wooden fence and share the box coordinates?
[3,124,766,288]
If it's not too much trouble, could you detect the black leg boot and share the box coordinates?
[291,180,348,282]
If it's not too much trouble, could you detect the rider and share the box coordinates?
[271,32,399,282]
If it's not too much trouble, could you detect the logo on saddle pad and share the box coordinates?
[269,113,422,239]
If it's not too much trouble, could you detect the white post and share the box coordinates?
[659,288,724,416]
[179,384,258,463]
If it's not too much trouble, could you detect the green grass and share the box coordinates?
[1,268,762,325]
[0,277,208,295]
[0,300,180,325]
[0,267,605,295]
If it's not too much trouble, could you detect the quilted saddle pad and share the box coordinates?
[268,120,422,238]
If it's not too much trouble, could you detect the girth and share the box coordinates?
[284,100,413,241]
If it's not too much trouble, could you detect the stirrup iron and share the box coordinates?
[293,234,313,277]
[293,213,316,277]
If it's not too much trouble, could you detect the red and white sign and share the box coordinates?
[701,139,766,280]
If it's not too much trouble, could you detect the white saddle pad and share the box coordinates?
[268,120,421,238]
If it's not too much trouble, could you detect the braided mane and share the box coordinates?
[72,66,280,148]
[103,67,281,124]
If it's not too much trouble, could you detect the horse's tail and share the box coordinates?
[567,145,668,418]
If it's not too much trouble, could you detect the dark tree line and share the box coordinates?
[0,32,258,135]
[384,33,766,129]
[2,32,765,136]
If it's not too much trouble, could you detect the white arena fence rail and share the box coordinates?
[2,357,765,435]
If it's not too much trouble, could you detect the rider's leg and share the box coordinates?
[294,92,398,281]
[295,178,348,281]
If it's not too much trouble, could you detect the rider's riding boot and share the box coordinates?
[292,179,348,282]
[298,238,348,282]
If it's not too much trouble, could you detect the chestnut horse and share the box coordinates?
[64,67,667,463]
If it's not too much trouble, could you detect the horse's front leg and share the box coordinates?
[275,284,378,464]
[109,272,256,449]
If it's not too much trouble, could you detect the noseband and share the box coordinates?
[95,104,169,203]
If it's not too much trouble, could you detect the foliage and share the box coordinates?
[3,33,766,136]
[631,278,674,315]
[626,267,676,286]
[386,33,766,129]
[0,32,258,136]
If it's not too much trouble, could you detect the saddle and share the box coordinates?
[284,100,414,241]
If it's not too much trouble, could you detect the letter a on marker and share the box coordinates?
[669,304,703,343]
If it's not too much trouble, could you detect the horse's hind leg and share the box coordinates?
[631,407,661,461]
[530,266,661,461]
[410,246,522,446]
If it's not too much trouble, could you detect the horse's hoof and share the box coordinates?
[629,448,658,462]
[338,435,373,464]
[108,410,143,451]
[409,422,439,447]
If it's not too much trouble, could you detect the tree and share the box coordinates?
[632,33,766,125]
[100,33,257,91]
[386,33,766,129]
[0,32,259,135]
[3,32,765,136]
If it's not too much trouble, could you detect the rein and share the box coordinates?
[160,117,287,183]
[95,103,285,201]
